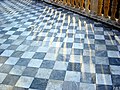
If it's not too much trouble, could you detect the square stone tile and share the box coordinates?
[11,51,24,57]
[84,44,95,50]
[95,57,109,65]
[16,58,30,66]
[71,49,83,55]
[0,84,13,90]
[81,63,95,73]
[22,40,32,45]
[2,74,20,86]
[57,54,70,62]
[95,35,104,40]
[13,87,30,90]
[31,41,42,46]
[67,62,81,72]
[51,42,63,47]
[36,47,49,52]
[96,85,113,90]
[62,81,79,90]
[1,50,14,56]
[44,53,57,60]
[0,49,5,55]
[50,70,66,80]
[59,48,71,55]
[26,46,38,52]
[82,56,95,64]
[16,45,29,51]
[0,64,13,73]
[0,56,8,63]
[28,59,43,68]
[7,45,18,50]
[111,75,120,86]
[22,67,38,77]
[9,35,19,40]
[21,31,31,36]
[5,57,19,65]
[83,50,95,56]
[47,47,60,54]
[40,60,55,69]
[95,40,105,45]
[62,42,73,48]
[35,68,52,79]
[75,34,85,39]
[109,58,120,66]
[53,37,64,42]
[30,78,48,90]
[107,51,120,58]
[33,52,46,59]
[15,76,34,88]
[65,71,80,82]
[0,44,10,49]
[46,80,63,90]
[96,64,110,74]
[53,61,68,70]
[95,44,106,50]
[4,39,14,44]
[12,39,24,45]
[96,74,112,85]
[69,55,82,63]
[81,72,96,84]
[41,41,52,47]
[43,37,54,42]
[110,65,120,75]
[72,43,83,49]
[0,39,6,43]
[0,73,7,83]
[79,83,96,90]
[105,40,117,45]
[95,50,107,57]
[17,28,26,31]
[26,36,35,40]
[9,65,26,75]
[21,52,35,58]
[56,33,66,37]
[5,31,15,35]
[63,38,74,42]
[106,45,118,51]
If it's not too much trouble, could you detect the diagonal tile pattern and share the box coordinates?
[0,0,120,90]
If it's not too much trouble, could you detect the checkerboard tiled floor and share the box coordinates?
[0,0,120,90]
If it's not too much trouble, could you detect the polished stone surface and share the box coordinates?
[0,0,120,90]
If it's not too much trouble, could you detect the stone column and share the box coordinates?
[97,0,103,16]
[71,0,75,7]
[85,0,90,13]
[80,0,84,10]
[118,5,120,24]
[75,0,79,8]
[94,0,98,14]
[63,0,66,4]
[90,0,98,14]
[104,0,110,18]
[67,0,71,6]
[111,0,118,20]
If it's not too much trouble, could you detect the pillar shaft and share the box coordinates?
[97,0,103,16]
[104,0,110,18]
[85,0,90,13]
[80,0,84,10]
[111,0,118,20]
[75,0,79,8]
